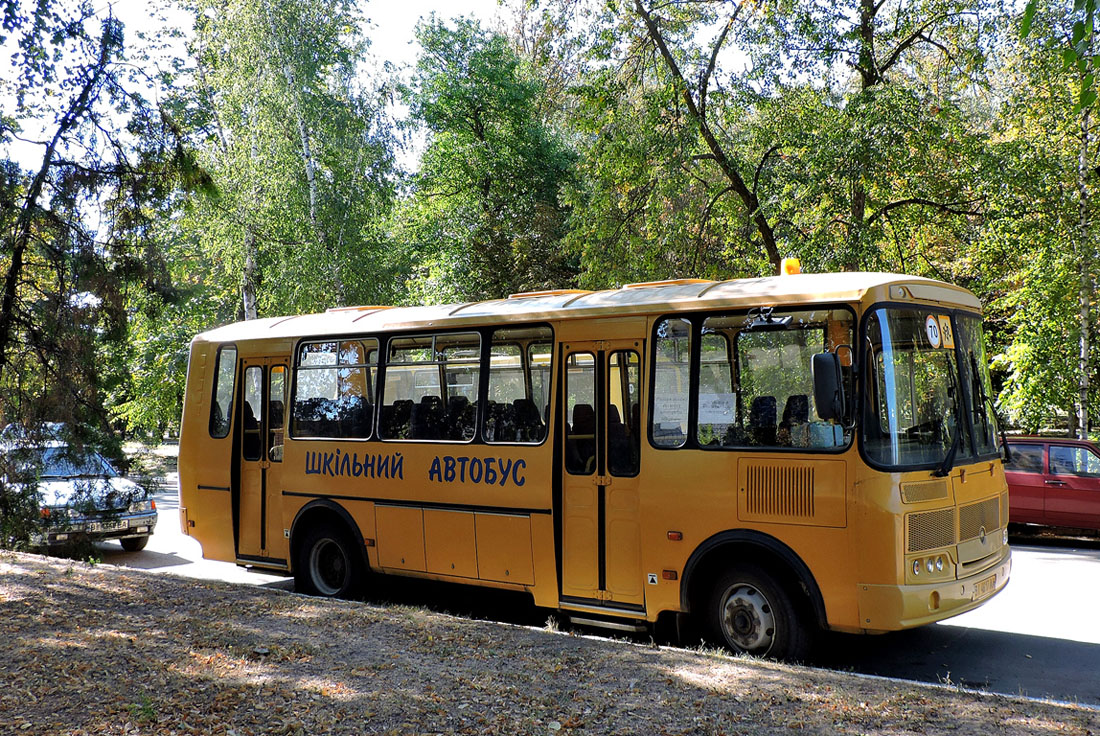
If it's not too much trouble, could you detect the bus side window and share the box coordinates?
[651,318,690,448]
[485,326,553,444]
[382,333,479,442]
[292,340,376,439]
[209,345,237,439]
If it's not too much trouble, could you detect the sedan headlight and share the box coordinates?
[128,499,155,513]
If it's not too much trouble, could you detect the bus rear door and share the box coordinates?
[560,338,645,610]
[237,358,289,567]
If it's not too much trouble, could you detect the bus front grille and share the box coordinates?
[907,508,956,552]
[960,497,1001,542]
[900,480,949,503]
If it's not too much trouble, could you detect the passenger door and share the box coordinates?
[1004,442,1046,525]
[559,340,645,609]
[237,359,289,563]
[1044,444,1100,529]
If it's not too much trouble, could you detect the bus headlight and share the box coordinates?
[913,560,921,576]
[935,556,944,572]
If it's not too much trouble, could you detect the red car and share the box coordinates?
[1004,437,1100,531]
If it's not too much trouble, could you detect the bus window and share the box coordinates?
[242,366,263,461]
[607,350,640,476]
[485,325,553,444]
[209,345,237,439]
[737,327,823,448]
[565,352,597,474]
[269,365,287,461]
[697,333,734,446]
[292,339,377,439]
[652,318,690,448]
[382,332,480,441]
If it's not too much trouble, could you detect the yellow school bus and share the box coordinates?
[178,271,1011,659]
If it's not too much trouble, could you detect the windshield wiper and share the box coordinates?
[933,420,961,477]
[934,369,962,478]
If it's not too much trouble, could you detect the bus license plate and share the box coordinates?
[972,574,996,601]
[88,519,127,533]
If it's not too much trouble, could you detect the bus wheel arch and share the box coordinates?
[681,530,825,660]
[289,500,368,599]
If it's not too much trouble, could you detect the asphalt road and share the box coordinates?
[94,483,1100,708]
[816,535,1100,707]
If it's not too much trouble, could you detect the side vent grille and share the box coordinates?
[960,497,1001,542]
[907,509,956,552]
[745,465,815,518]
[900,480,950,503]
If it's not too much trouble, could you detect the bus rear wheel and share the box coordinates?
[294,525,364,599]
[706,564,810,661]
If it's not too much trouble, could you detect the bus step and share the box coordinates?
[567,616,648,634]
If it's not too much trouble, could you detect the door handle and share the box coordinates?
[1044,480,1067,487]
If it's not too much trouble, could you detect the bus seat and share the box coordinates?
[269,400,284,428]
[242,401,261,458]
[485,401,518,442]
[382,399,413,439]
[567,404,596,474]
[781,394,809,427]
[512,398,542,441]
[749,395,777,446]
[341,395,372,438]
[779,394,810,447]
[607,404,633,474]
[411,395,444,440]
[446,395,474,440]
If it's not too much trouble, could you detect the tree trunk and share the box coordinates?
[242,228,259,321]
[845,0,880,271]
[1077,105,1092,440]
[260,2,345,303]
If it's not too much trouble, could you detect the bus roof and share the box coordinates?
[195,272,980,344]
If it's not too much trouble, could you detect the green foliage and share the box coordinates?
[562,67,770,286]
[397,16,578,302]
[1025,0,1100,110]
[180,0,399,314]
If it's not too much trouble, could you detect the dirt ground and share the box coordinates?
[1,552,1096,736]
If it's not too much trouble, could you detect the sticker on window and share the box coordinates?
[938,315,955,349]
[925,315,942,348]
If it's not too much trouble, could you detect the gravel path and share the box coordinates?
[1,551,1096,735]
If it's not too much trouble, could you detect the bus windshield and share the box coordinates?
[863,307,999,470]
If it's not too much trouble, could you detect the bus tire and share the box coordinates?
[706,563,810,661]
[294,524,364,599]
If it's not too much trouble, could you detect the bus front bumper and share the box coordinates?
[856,548,1011,633]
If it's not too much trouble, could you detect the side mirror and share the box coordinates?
[812,352,845,422]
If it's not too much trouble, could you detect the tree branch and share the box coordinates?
[633,0,781,272]
[698,5,743,118]
[867,196,984,225]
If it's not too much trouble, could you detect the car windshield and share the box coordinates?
[21,447,118,478]
[863,308,999,470]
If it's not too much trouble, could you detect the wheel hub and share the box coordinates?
[721,583,775,653]
[310,537,349,596]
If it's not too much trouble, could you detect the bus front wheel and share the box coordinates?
[706,564,810,661]
[294,525,364,599]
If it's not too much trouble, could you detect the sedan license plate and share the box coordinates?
[88,519,127,533]
[972,574,996,601]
